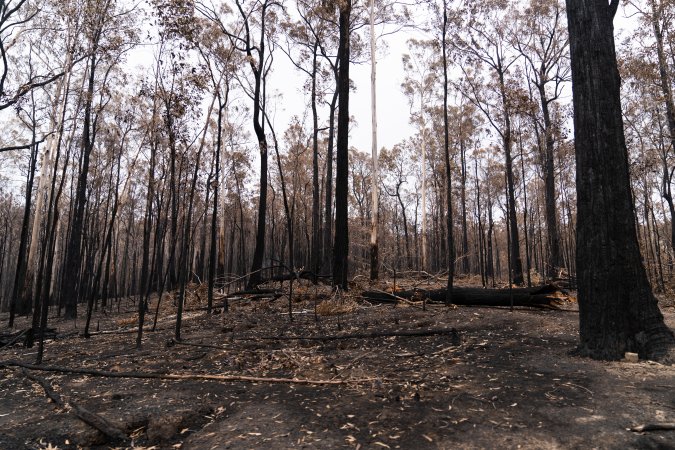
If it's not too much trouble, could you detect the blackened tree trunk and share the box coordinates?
[539,83,563,278]
[442,3,454,302]
[245,0,271,290]
[498,70,524,286]
[310,41,322,282]
[323,57,339,274]
[460,138,469,275]
[175,136,205,341]
[61,43,100,320]
[566,0,674,360]
[167,109,179,290]
[486,185,495,286]
[333,0,351,290]
[648,0,675,258]
[85,140,123,336]
[9,128,39,326]
[209,99,225,313]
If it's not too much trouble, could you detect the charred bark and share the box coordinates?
[566,0,674,360]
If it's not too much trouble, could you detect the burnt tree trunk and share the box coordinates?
[9,134,39,325]
[566,0,674,360]
[362,284,565,309]
[498,66,524,286]
[310,41,321,282]
[246,0,271,290]
[209,98,226,313]
[333,0,351,290]
[539,81,563,278]
[648,0,675,259]
[61,41,100,320]
[442,3,455,302]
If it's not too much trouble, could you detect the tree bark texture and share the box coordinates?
[566,0,674,360]
[333,0,351,290]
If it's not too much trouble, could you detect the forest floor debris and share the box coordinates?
[0,278,673,449]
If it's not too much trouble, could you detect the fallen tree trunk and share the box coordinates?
[362,284,567,309]
[1,360,370,385]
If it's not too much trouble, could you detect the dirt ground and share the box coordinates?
[0,279,674,450]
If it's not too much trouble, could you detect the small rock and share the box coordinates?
[624,352,639,363]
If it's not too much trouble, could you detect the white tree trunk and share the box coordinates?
[369,0,379,280]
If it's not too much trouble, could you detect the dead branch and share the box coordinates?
[171,340,229,351]
[21,369,128,442]
[2,360,368,385]
[630,423,675,432]
[366,288,424,309]
[0,329,27,348]
[249,327,460,341]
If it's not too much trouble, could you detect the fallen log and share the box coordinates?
[224,288,283,301]
[362,284,566,309]
[1,360,370,385]
[21,369,128,442]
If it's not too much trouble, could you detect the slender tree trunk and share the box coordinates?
[246,1,271,289]
[175,146,204,340]
[442,4,454,302]
[395,185,411,267]
[369,0,379,281]
[648,0,675,259]
[420,103,428,273]
[209,100,225,313]
[538,82,563,278]
[9,128,39,326]
[62,50,98,320]
[486,190,495,286]
[137,111,158,348]
[519,132,532,287]
[323,86,338,273]
[310,42,322,282]
[85,145,122,336]
[566,0,674,360]
[460,138,469,274]
[498,68,524,285]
